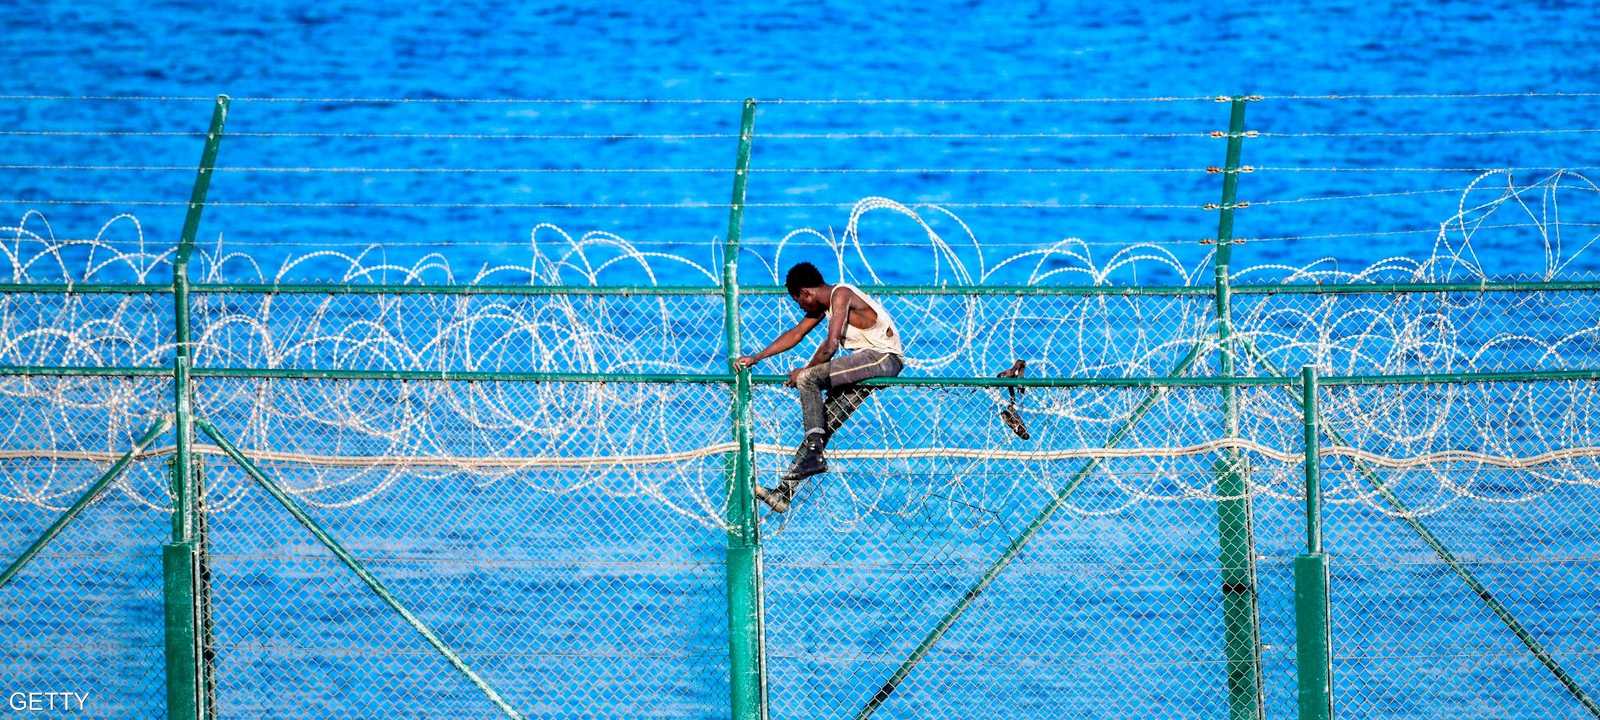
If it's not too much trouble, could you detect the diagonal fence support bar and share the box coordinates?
[1239,339,1600,718]
[194,419,525,720]
[1294,366,1333,720]
[1210,95,1265,720]
[855,339,1210,720]
[722,97,768,720]
[0,416,172,591]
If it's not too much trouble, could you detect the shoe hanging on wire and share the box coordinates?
[996,359,1031,440]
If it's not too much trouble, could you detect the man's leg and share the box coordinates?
[822,351,904,440]
[823,386,875,440]
[757,352,903,512]
[793,362,832,440]
[783,362,833,480]
[754,363,833,512]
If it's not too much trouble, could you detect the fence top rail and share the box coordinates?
[1,365,1597,387]
[3,280,1600,297]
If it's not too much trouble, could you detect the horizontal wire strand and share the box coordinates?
[1,127,1594,140]
[4,164,1595,175]
[0,95,1220,104]
[1256,91,1600,101]
[0,198,1213,209]
[0,164,1218,174]
[5,438,1600,472]
[6,91,1599,103]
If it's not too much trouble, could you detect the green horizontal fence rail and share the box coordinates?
[4,364,1600,386]
[7,279,1600,296]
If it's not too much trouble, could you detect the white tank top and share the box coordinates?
[831,284,904,356]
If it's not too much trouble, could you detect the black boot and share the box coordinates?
[755,435,827,512]
[754,483,795,512]
[783,433,828,481]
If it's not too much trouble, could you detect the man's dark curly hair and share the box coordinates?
[784,262,826,296]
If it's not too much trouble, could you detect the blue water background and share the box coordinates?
[3,2,1600,720]
[3,1,1599,285]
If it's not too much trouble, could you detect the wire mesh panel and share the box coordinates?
[1235,288,1600,375]
[1,88,1599,720]
[0,376,171,717]
[1319,380,1600,719]
[193,377,732,719]
[752,383,1305,719]
[0,292,172,367]
[189,291,728,374]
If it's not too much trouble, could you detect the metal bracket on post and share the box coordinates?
[1294,366,1333,720]
[1210,95,1265,720]
[721,98,767,720]
[165,93,228,720]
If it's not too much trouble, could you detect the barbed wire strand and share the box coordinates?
[4,164,1596,175]
[2,128,1595,140]
[4,91,1598,103]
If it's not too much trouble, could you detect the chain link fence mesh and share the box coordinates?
[1319,380,1600,720]
[752,382,1305,719]
[1,292,1599,719]
[0,376,171,716]
[194,377,732,718]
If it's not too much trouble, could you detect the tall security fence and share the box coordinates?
[2,94,1600,719]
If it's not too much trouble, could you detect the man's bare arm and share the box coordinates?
[734,314,822,368]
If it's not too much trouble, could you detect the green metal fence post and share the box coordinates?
[1210,95,1264,720]
[166,93,227,720]
[721,98,767,720]
[1295,366,1333,720]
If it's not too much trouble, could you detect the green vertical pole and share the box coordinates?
[1295,366,1333,720]
[1300,368,1321,557]
[1210,96,1264,720]
[163,541,201,720]
[722,98,766,720]
[166,93,227,720]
